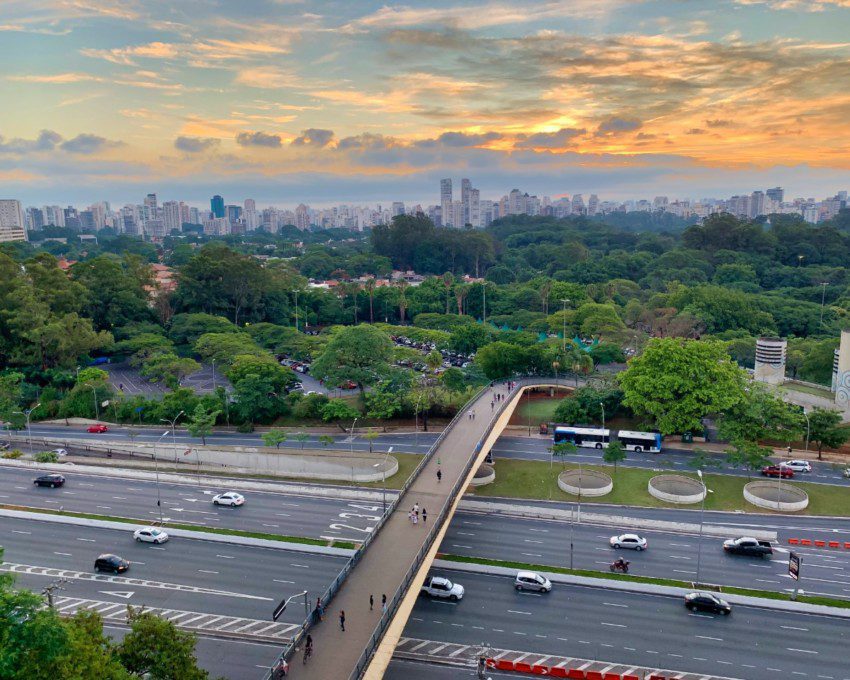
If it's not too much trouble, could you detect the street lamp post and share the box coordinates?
[560,299,569,352]
[293,289,299,332]
[13,403,40,454]
[152,430,169,524]
[414,393,423,447]
[161,411,185,465]
[88,385,99,421]
[802,410,811,452]
[211,358,216,390]
[349,417,358,453]
[695,469,713,585]
[373,446,394,514]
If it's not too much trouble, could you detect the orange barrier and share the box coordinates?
[515,662,534,673]
[815,540,826,547]
[494,659,515,671]
[845,542,850,549]
[622,676,640,680]
[567,670,586,679]
[790,538,850,549]
[604,674,622,680]
[788,538,799,545]
[586,672,604,680]
[532,664,550,675]
[801,539,812,546]
[549,669,569,679]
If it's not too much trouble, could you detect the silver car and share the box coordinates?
[514,570,552,593]
[610,533,648,551]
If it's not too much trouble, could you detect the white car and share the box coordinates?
[782,460,812,473]
[52,448,68,457]
[421,575,464,601]
[212,492,245,507]
[133,527,169,544]
[514,570,552,593]
[610,533,648,551]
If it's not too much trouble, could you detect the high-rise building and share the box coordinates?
[225,205,242,224]
[189,207,200,224]
[449,200,464,229]
[210,195,225,218]
[750,191,765,218]
[766,187,784,204]
[144,193,158,212]
[391,201,405,217]
[440,179,453,226]
[203,217,230,235]
[461,178,472,224]
[588,194,599,216]
[244,198,256,212]
[162,201,181,232]
[571,194,585,215]
[26,207,45,231]
[295,204,310,230]
[469,188,480,228]
[0,199,27,242]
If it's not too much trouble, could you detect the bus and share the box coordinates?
[553,426,610,449]
[615,430,662,453]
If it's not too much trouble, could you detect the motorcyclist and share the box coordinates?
[611,557,629,572]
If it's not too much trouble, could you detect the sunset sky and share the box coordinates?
[2,0,850,205]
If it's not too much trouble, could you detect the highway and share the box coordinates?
[11,424,850,486]
[401,569,850,680]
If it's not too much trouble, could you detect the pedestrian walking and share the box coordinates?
[413,502,419,515]
[370,594,374,611]
[422,508,427,523]
[339,610,345,631]
[437,468,442,482]
[408,510,415,524]
[490,401,494,410]
[382,593,387,614]
[413,511,418,525]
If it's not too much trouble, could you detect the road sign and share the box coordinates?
[273,598,287,621]
[789,551,802,581]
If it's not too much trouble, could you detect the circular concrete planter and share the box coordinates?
[744,481,809,512]
[470,463,495,487]
[558,469,613,497]
[648,475,706,504]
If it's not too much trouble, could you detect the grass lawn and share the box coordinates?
[782,382,834,400]
[472,458,850,516]
[513,397,561,424]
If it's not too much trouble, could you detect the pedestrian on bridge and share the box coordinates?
[370,594,374,611]
[422,508,427,523]
[437,468,442,483]
[339,610,346,632]
[382,593,387,613]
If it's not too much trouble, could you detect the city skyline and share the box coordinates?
[2,0,850,204]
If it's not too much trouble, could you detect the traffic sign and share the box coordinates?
[273,597,287,621]
[789,551,802,581]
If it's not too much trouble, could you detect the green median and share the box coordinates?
[439,553,850,610]
[0,503,357,551]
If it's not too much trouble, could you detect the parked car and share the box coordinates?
[94,554,130,574]
[723,536,773,557]
[782,460,812,473]
[87,424,109,433]
[52,448,68,457]
[133,527,169,544]
[420,575,464,601]
[33,473,65,488]
[212,491,245,507]
[761,465,794,478]
[610,533,648,551]
[514,571,552,593]
[684,592,731,615]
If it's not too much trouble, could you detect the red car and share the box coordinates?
[87,424,109,433]
[761,465,794,479]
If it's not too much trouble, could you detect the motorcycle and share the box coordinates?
[609,559,630,574]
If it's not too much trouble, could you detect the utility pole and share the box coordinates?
[42,578,68,609]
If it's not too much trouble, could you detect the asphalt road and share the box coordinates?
[12,425,850,487]
[0,464,384,542]
[404,569,850,680]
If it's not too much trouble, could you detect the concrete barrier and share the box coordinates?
[558,469,613,497]
[469,464,495,487]
[648,475,706,505]
[744,481,809,512]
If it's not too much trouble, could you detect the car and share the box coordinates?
[52,448,68,457]
[723,536,773,557]
[33,473,65,488]
[94,554,130,573]
[782,460,812,473]
[761,465,794,478]
[133,527,169,544]
[610,533,648,551]
[844,467,850,479]
[420,575,464,601]
[684,591,731,615]
[212,491,245,507]
[514,570,552,593]
[340,380,357,390]
[87,424,109,433]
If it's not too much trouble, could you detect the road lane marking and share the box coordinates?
[695,636,723,641]
[507,610,532,615]
[601,622,626,628]
[781,626,809,631]
[787,648,819,654]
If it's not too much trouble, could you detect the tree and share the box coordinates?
[262,429,288,449]
[687,448,724,471]
[425,349,443,373]
[807,408,850,460]
[602,439,627,472]
[318,434,334,447]
[185,404,218,445]
[231,374,284,425]
[141,353,201,389]
[717,383,803,445]
[619,338,746,435]
[225,354,294,394]
[725,440,772,478]
[193,333,264,367]
[310,325,393,394]
[33,451,59,463]
[320,399,360,423]
[474,341,526,380]
[548,441,578,473]
[363,430,380,453]
[118,608,209,680]
[294,432,311,449]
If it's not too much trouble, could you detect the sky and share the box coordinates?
[2,0,850,207]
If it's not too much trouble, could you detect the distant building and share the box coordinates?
[162,200,181,232]
[391,201,405,217]
[210,195,225,218]
[440,178,453,226]
[203,217,230,236]
[295,204,310,230]
[0,199,27,242]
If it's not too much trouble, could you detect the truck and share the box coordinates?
[420,575,464,601]
[722,536,773,558]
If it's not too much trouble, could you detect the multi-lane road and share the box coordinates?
[11,424,850,486]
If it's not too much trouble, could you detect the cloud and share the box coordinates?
[60,134,121,154]
[705,119,733,128]
[433,131,504,147]
[596,117,643,135]
[8,72,102,84]
[0,129,63,153]
[291,128,335,147]
[337,133,396,151]
[81,42,179,65]
[236,131,283,147]
[516,128,586,149]
[174,136,220,153]
[735,0,850,10]
[235,66,299,89]
[686,128,707,135]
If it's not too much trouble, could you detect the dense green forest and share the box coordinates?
[2,209,848,431]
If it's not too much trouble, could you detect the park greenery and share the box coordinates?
[2,209,850,451]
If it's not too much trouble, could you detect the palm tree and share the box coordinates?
[454,283,470,315]
[539,280,553,316]
[442,272,454,314]
[396,280,409,323]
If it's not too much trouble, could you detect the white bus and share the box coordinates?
[553,426,610,449]
[614,430,662,453]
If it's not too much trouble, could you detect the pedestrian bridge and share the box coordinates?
[280,378,565,680]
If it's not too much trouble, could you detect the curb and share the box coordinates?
[0,508,356,558]
[432,559,850,619]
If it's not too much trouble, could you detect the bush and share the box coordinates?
[236,422,254,433]
[2,449,23,459]
[33,451,59,463]
[293,393,330,419]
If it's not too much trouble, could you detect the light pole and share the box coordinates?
[802,410,811,452]
[819,282,829,327]
[414,393,423,447]
[373,446,394,513]
[13,402,40,454]
[349,417,358,453]
[526,387,531,436]
[161,411,185,465]
[152,430,169,524]
[88,384,99,421]
[482,282,486,324]
[695,469,713,585]
[600,402,605,443]
[211,358,216,390]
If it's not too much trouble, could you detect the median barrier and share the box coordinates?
[566,670,585,679]
[829,541,840,548]
[743,480,809,512]
[789,538,850,549]
[549,668,569,678]
[494,659,515,671]
[801,539,812,545]
[604,674,621,680]
[585,672,604,680]
[647,474,705,504]
[622,676,640,680]
[815,540,826,547]
[515,661,534,673]
[531,664,550,675]
[558,469,613,497]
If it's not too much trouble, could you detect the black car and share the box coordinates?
[94,554,130,574]
[684,592,731,615]
[33,474,65,488]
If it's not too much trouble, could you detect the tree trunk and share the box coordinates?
[369,295,374,323]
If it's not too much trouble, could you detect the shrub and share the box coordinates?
[2,449,23,459]
[33,451,59,463]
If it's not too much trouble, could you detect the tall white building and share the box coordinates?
[162,201,182,232]
[587,194,599,216]
[391,201,405,217]
[571,194,585,215]
[440,178,453,226]
[469,188,480,228]
[295,204,310,230]
[461,178,472,225]
[0,199,27,242]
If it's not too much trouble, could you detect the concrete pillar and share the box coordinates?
[754,337,786,385]
[835,330,850,411]
[832,348,840,392]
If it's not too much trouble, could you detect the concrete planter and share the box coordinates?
[744,481,809,512]
[648,475,706,504]
[469,464,495,487]
[557,469,613,497]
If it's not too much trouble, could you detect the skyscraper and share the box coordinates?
[391,201,405,217]
[766,187,784,204]
[469,188,480,228]
[162,201,181,232]
[244,198,256,212]
[211,195,225,218]
[0,199,27,242]
[440,179,453,226]
[461,178,472,225]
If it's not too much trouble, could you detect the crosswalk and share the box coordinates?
[51,596,301,643]
[393,637,740,680]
